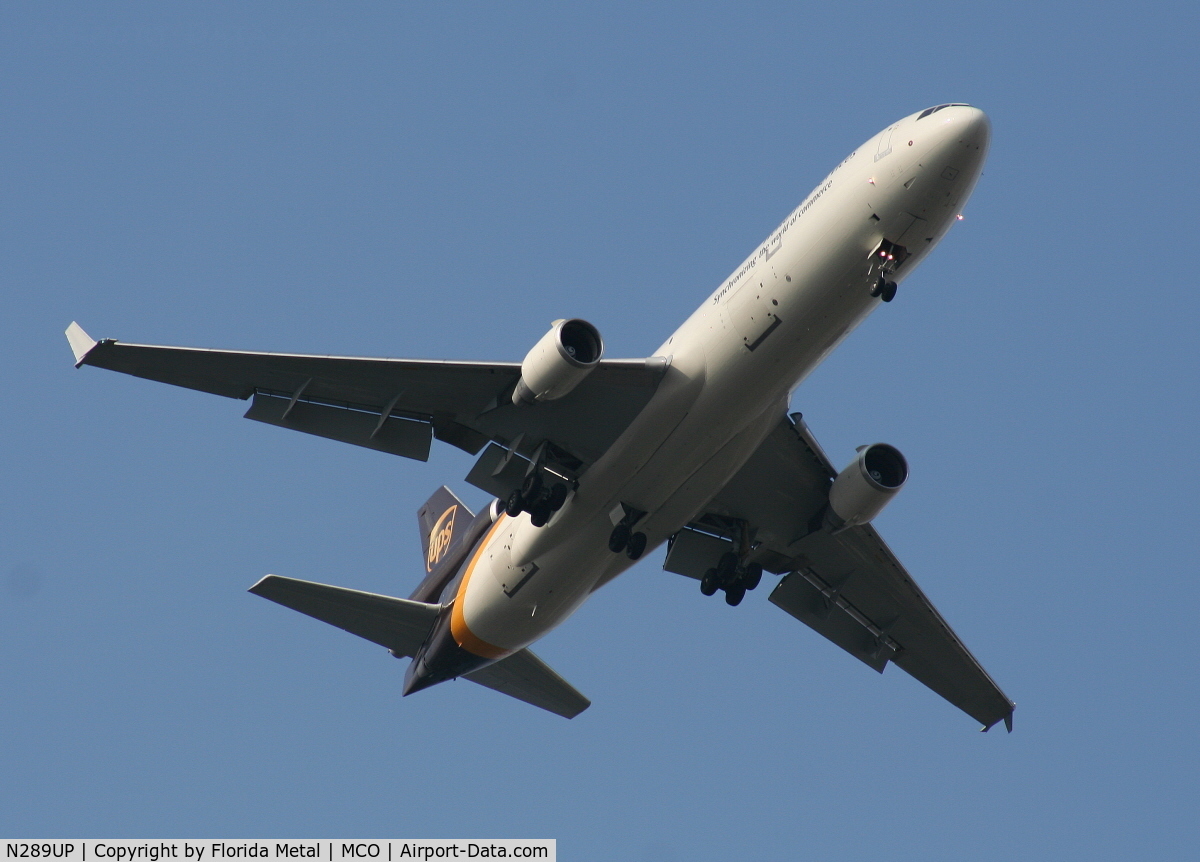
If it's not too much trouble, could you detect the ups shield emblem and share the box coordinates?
[426,505,457,572]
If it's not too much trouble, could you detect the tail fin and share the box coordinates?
[417,486,474,575]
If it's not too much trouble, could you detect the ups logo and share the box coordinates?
[426,505,457,572]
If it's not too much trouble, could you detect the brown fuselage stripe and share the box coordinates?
[450,513,511,660]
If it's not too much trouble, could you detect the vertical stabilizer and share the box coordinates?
[417,486,474,575]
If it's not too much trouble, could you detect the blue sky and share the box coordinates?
[3,2,1198,858]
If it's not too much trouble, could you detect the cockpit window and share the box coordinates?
[917,103,971,120]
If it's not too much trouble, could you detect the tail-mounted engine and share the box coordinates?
[828,443,908,529]
[513,319,604,405]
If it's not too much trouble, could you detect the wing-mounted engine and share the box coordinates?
[827,443,908,529]
[512,319,604,405]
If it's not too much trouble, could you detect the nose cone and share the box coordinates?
[943,105,991,155]
[919,105,991,193]
[923,105,990,163]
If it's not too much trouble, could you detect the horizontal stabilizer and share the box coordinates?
[464,648,590,719]
[249,575,439,658]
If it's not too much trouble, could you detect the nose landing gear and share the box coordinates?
[868,238,908,302]
[871,275,898,302]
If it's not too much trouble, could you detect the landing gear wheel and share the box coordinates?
[529,501,552,527]
[505,489,525,517]
[716,551,739,586]
[881,281,897,303]
[625,531,647,560]
[870,276,886,298]
[522,471,544,500]
[608,523,631,554]
[741,564,763,591]
[547,483,568,512]
[700,569,719,596]
[725,585,746,607]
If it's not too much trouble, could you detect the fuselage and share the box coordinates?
[407,105,991,693]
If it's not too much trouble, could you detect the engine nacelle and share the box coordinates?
[828,443,908,528]
[512,318,604,405]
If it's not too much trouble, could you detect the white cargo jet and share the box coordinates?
[67,104,1014,730]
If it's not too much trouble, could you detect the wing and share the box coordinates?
[666,412,1015,731]
[66,322,667,476]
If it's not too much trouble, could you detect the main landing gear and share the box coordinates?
[608,510,648,560]
[699,551,763,606]
[505,471,569,528]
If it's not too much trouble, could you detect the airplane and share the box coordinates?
[66,103,1014,731]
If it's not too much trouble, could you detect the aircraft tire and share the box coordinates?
[717,551,739,585]
[608,523,631,553]
[700,569,719,596]
[522,471,544,500]
[626,531,647,560]
[725,585,746,606]
[505,489,525,517]
[547,483,568,511]
[881,281,897,302]
[529,502,551,527]
[742,564,763,591]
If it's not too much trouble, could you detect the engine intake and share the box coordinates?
[828,443,908,528]
[513,319,604,405]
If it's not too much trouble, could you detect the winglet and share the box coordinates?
[980,709,1015,733]
[65,321,97,367]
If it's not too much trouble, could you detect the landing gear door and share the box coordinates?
[878,210,924,247]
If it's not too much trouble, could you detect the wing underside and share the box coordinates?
[68,323,668,476]
[672,413,1015,730]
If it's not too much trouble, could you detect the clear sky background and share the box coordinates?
[3,2,1197,859]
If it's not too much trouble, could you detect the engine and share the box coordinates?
[828,443,908,528]
[512,319,604,405]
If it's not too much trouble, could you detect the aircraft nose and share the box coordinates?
[950,105,990,151]
[933,105,991,159]
[914,105,990,189]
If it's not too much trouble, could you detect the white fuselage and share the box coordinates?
[451,106,991,660]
